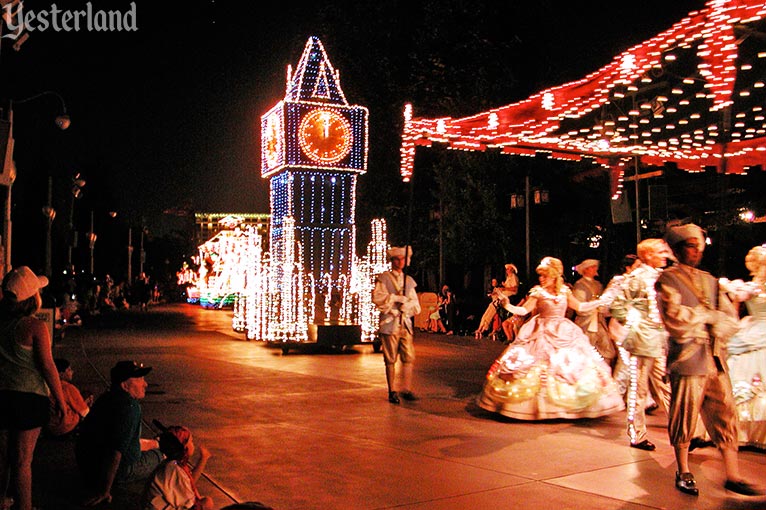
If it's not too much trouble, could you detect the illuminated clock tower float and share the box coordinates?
[249,36,388,352]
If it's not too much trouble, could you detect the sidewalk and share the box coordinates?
[30,304,766,510]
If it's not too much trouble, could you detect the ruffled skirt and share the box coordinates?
[477,316,624,420]
[729,320,766,448]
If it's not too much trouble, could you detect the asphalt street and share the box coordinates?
[32,303,766,510]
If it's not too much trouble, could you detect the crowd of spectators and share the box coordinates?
[41,268,165,338]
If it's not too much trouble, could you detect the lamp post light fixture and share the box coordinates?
[11,91,71,131]
[510,179,550,280]
[42,176,56,277]
[67,173,86,269]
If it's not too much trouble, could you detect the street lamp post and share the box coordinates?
[510,175,549,281]
[67,174,86,269]
[42,176,56,277]
[139,227,145,277]
[1,91,70,276]
[87,210,97,274]
[2,176,11,277]
[127,227,133,283]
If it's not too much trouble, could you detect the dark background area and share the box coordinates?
[6,0,759,302]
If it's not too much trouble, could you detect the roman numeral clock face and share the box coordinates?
[298,109,352,164]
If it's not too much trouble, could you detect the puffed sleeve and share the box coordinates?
[372,275,394,314]
[655,274,715,344]
[401,276,421,317]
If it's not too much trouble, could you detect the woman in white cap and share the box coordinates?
[477,257,623,420]
[0,266,66,510]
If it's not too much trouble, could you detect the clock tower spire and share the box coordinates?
[286,36,348,105]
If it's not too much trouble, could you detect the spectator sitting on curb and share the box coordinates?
[76,360,163,506]
[46,358,94,437]
[142,425,213,510]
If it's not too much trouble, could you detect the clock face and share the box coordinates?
[263,112,283,169]
[298,109,352,164]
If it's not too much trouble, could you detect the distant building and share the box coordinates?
[194,213,270,247]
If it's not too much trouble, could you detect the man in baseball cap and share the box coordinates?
[77,360,162,505]
[110,360,152,386]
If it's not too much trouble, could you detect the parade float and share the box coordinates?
[195,216,256,309]
[232,36,389,353]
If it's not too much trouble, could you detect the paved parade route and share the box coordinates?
[35,304,766,510]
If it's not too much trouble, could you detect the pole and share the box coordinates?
[717,105,732,275]
[3,182,11,276]
[67,190,75,269]
[2,105,13,277]
[403,171,415,296]
[634,156,641,245]
[89,210,95,274]
[524,173,531,282]
[632,96,641,245]
[438,195,444,286]
[139,228,145,276]
[44,177,53,277]
[127,227,133,283]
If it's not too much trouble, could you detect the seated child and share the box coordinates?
[143,425,213,510]
[46,358,94,436]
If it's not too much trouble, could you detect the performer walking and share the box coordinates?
[477,257,623,420]
[372,246,421,404]
[656,223,764,497]
[573,259,615,366]
[475,264,519,339]
[609,239,672,451]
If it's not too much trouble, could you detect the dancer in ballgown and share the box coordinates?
[727,245,766,449]
[477,257,624,420]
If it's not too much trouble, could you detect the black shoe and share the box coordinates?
[724,479,765,496]
[688,437,715,452]
[388,391,400,404]
[675,472,699,496]
[630,440,656,451]
[645,403,659,415]
[400,391,418,401]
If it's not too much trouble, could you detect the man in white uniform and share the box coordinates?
[373,246,421,404]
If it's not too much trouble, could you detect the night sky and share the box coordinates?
[1,0,705,278]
